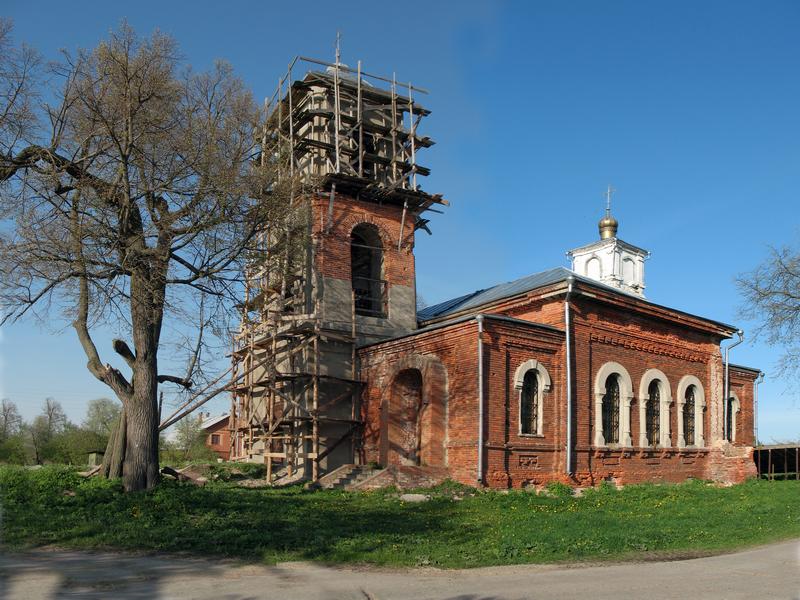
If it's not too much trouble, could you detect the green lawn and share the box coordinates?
[2,466,798,568]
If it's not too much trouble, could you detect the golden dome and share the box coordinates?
[598,214,618,239]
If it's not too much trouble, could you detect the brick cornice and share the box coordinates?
[588,329,706,363]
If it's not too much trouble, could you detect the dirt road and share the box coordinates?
[2,539,798,599]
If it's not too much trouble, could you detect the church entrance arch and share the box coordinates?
[387,369,423,466]
[380,354,448,468]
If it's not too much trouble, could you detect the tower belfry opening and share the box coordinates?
[230,52,447,482]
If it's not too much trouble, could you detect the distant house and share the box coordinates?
[200,414,231,460]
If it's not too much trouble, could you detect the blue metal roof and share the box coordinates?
[418,267,573,321]
[417,265,737,333]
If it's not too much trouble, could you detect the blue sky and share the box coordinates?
[2,1,799,442]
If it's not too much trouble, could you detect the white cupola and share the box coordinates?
[567,187,649,297]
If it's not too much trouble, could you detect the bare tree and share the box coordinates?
[0,24,281,490]
[0,18,39,155]
[42,397,68,436]
[738,243,800,379]
[0,398,22,440]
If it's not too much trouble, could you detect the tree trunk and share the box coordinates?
[101,409,126,479]
[122,363,160,492]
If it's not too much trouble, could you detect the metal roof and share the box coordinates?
[417,266,737,333]
[418,267,574,320]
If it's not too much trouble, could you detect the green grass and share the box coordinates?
[2,466,799,568]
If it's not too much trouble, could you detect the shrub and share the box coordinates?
[545,481,574,498]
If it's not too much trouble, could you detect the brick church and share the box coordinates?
[356,202,759,487]
[231,57,758,488]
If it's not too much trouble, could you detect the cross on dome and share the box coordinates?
[598,184,619,240]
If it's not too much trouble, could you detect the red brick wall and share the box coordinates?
[729,368,758,447]
[360,320,480,484]
[311,193,416,287]
[481,319,565,488]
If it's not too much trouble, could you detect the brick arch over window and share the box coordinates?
[638,369,673,447]
[676,375,705,448]
[513,359,552,436]
[593,362,633,447]
[379,353,449,468]
[346,217,394,248]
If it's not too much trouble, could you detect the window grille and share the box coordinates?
[520,370,539,435]
[646,380,661,447]
[602,375,620,444]
[684,386,696,446]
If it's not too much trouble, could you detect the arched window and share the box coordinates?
[594,362,633,447]
[646,379,661,447]
[602,374,620,445]
[351,224,386,317]
[638,369,673,448]
[520,370,539,435]
[514,359,551,437]
[676,375,705,448]
[684,386,696,446]
[586,256,601,279]
[622,257,636,284]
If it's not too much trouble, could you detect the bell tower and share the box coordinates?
[231,53,447,481]
[567,186,649,296]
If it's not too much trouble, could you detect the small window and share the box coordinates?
[684,386,696,446]
[520,370,539,435]
[646,380,661,447]
[211,434,221,445]
[602,375,620,444]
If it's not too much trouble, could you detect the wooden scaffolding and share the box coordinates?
[229,50,446,482]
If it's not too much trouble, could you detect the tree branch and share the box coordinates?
[156,374,192,388]
[112,338,136,369]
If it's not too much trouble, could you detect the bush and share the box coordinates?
[0,436,28,465]
[0,465,82,505]
[545,481,574,498]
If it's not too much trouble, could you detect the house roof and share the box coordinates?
[200,414,229,430]
[417,266,737,333]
